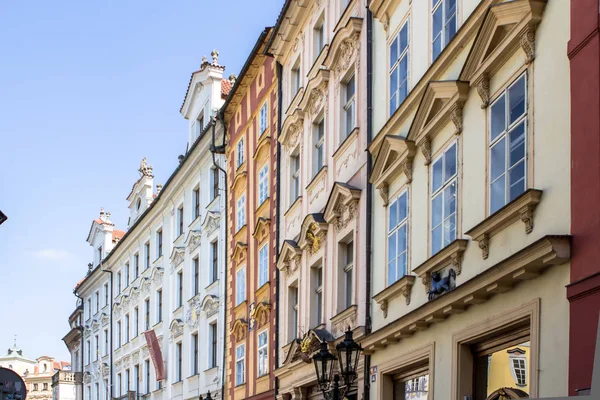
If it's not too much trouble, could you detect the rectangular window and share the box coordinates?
[192,333,199,375]
[432,0,457,61]
[236,195,246,231]
[393,374,429,400]
[144,299,150,331]
[86,341,90,365]
[94,335,99,361]
[342,239,354,310]
[134,364,139,395]
[157,229,163,258]
[489,73,527,214]
[290,286,299,339]
[94,291,99,314]
[291,58,301,95]
[431,142,458,255]
[259,102,268,134]
[389,20,410,115]
[312,263,323,327]
[237,138,245,168]
[388,191,409,285]
[193,187,200,220]
[117,321,121,348]
[196,112,204,139]
[134,254,139,279]
[343,75,356,138]
[176,342,182,382]
[211,241,218,284]
[258,165,269,205]
[144,360,150,394]
[104,329,109,355]
[291,153,300,202]
[257,330,268,377]
[144,242,150,270]
[313,120,325,176]
[117,272,122,293]
[133,307,139,337]
[117,374,122,397]
[313,15,325,60]
[236,267,246,305]
[177,271,183,308]
[97,246,103,266]
[124,314,130,343]
[209,323,218,369]
[193,257,199,296]
[258,244,269,287]
[236,344,245,385]
[103,283,109,307]
[157,289,163,323]
[87,298,91,320]
[125,263,130,287]
[212,168,219,200]
[125,369,130,391]
[177,206,184,237]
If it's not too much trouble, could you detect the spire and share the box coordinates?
[138,157,154,178]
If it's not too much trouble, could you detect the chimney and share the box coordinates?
[156,184,163,195]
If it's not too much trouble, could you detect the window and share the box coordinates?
[260,102,268,133]
[156,289,163,323]
[125,263,130,287]
[175,342,182,382]
[341,239,354,310]
[193,257,199,295]
[144,360,150,394]
[133,307,139,337]
[489,74,527,213]
[43,383,49,391]
[117,374,121,397]
[94,291,99,314]
[133,254,139,279]
[236,195,246,231]
[87,298,91,320]
[97,246,103,266]
[124,314,130,343]
[431,142,457,255]
[33,384,38,391]
[258,165,269,205]
[343,75,356,138]
[472,342,530,399]
[390,20,409,115]
[103,283,109,307]
[291,57,301,95]
[212,168,219,200]
[93,335,99,361]
[134,364,139,395]
[144,242,150,270]
[104,329,109,355]
[191,333,199,375]
[116,321,122,348]
[125,369,130,392]
[257,330,268,377]
[86,340,91,364]
[211,241,218,284]
[194,112,204,140]
[117,271,122,293]
[157,229,163,258]
[290,286,299,339]
[144,299,150,331]
[291,153,300,202]
[388,191,409,285]
[193,187,200,220]
[236,267,246,305]
[176,271,183,308]
[511,356,527,386]
[432,0,457,60]
[236,138,245,168]
[209,323,218,369]
[236,344,245,385]
[177,206,184,237]
[394,374,429,400]
[258,244,269,287]
[313,120,325,176]
[313,15,325,60]
[312,263,323,327]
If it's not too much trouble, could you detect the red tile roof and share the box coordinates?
[112,229,126,242]
[221,79,232,99]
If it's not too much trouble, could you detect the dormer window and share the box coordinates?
[97,246,103,266]
[136,198,141,212]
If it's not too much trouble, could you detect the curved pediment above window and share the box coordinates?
[231,171,247,194]
[298,213,328,255]
[459,0,547,108]
[277,240,302,277]
[139,277,152,295]
[323,17,362,79]
[232,242,248,264]
[323,182,361,231]
[201,211,220,237]
[407,80,469,164]
[168,319,184,342]
[283,329,335,366]
[150,266,164,284]
[252,217,271,243]
[185,230,202,254]
[253,135,272,162]
[231,318,248,342]
[279,109,304,151]
[299,69,330,120]
[370,136,417,205]
[201,294,219,317]
[170,246,185,268]
[250,301,271,329]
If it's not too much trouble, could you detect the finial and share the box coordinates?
[139,157,154,178]
[211,49,219,65]
[99,208,105,217]
[229,74,237,85]
[156,184,163,195]
[13,334,16,348]
[202,55,208,65]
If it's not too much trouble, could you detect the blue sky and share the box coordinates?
[0,0,282,362]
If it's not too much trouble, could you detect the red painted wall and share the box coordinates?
[569,0,600,394]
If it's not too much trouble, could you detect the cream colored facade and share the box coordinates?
[268,0,369,398]
[365,0,570,400]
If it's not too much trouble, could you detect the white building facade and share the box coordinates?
[69,51,229,400]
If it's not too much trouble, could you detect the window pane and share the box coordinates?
[509,161,526,201]
[389,200,398,231]
[433,36,442,61]
[398,193,408,222]
[399,54,408,82]
[509,76,526,124]
[432,226,442,254]
[400,80,408,105]
[432,194,443,228]
[398,251,407,278]
[388,233,397,263]
[346,76,355,99]
[490,138,506,180]
[432,158,443,193]
[446,0,457,18]
[490,175,506,213]
[398,225,407,254]
[388,260,397,285]
[491,95,506,141]
[444,214,456,246]
[444,144,457,182]
[400,24,409,53]
[445,15,457,43]
[390,37,398,67]
[390,67,398,95]
[433,7,443,37]
[444,182,456,219]
[509,122,526,167]
[390,93,397,116]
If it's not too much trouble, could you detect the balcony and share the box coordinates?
[52,371,83,386]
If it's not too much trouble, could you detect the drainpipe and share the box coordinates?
[363,7,374,400]
[210,113,228,400]
[100,261,114,400]
[274,60,283,398]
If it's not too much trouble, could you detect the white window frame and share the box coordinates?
[236,344,245,385]
[313,264,323,327]
[291,57,301,96]
[290,152,300,203]
[431,0,458,61]
[430,142,458,255]
[236,267,246,305]
[387,190,409,286]
[259,102,268,134]
[313,14,325,61]
[236,194,246,231]
[258,244,269,287]
[389,19,410,116]
[236,138,245,169]
[257,330,268,377]
[509,356,527,386]
[342,239,354,310]
[489,73,528,214]
[343,74,356,139]
[313,119,325,176]
[258,164,269,205]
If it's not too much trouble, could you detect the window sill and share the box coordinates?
[413,239,469,291]
[306,165,328,191]
[205,279,219,291]
[373,275,416,318]
[333,126,359,160]
[173,305,184,314]
[284,196,302,217]
[173,234,184,244]
[153,255,164,264]
[465,189,543,259]
[189,214,202,228]
[307,45,330,81]
[205,195,220,211]
[330,305,358,337]
[204,366,218,373]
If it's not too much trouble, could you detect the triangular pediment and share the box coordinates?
[323,182,361,224]
[370,136,417,191]
[460,0,547,82]
[201,211,221,235]
[277,240,302,275]
[170,246,185,266]
[252,218,271,242]
[279,109,304,150]
[232,242,248,264]
[407,80,469,146]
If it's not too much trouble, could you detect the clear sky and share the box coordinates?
[0,0,282,362]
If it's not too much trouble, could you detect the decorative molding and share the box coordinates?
[170,247,185,269]
[151,266,164,284]
[232,242,248,264]
[299,69,330,119]
[413,240,469,291]
[185,230,202,253]
[298,214,328,255]
[250,301,272,329]
[231,318,248,342]
[252,218,271,243]
[323,18,363,79]
[373,275,416,317]
[201,294,220,317]
[465,189,543,259]
[330,305,358,337]
[202,211,221,237]
[279,109,305,151]
[169,319,184,342]
[307,167,328,205]
[277,240,302,277]
[370,136,417,204]
[323,182,361,231]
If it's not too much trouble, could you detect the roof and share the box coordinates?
[0,210,7,225]
[112,229,126,242]
[180,60,226,114]
[265,0,294,54]
[221,79,232,99]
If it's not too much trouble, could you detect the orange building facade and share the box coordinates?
[223,29,279,400]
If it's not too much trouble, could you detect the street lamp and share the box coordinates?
[312,328,363,400]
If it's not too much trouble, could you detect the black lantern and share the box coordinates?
[336,328,363,387]
[313,341,337,391]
